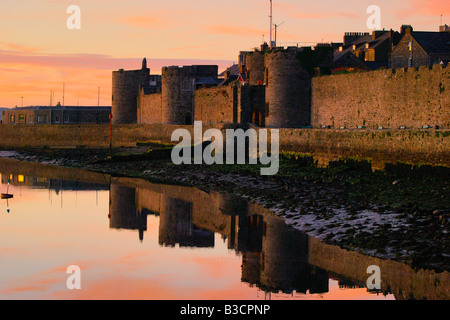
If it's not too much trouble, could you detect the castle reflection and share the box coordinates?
[108,181,329,295]
[1,158,446,300]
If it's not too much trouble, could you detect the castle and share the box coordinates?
[113,45,318,129]
[112,26,449,130]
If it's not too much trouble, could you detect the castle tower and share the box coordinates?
[259,215,310,293]
[161,66,195,125]
[112,59,150,124]
[161,65,218,125]
[264,50,312,128]
[245,51,265,85]
[109,184,147,241]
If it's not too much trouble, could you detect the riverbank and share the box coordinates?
[2,145,449,273]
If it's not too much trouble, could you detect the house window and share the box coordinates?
[9,114,14,123]
[37,115,47,124]
[19,114,25,123]
[64,115,69,123]
[181,79,193,91]
[55,115,60,123]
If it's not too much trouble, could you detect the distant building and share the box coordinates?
[334,29,402,71]
[1,106,111,125]
[218,64,240,86]
[142,75,162,94]
[390,25,450,69]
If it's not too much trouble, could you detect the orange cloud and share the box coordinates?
[0,50,232,107]
[208,25,266,38]
[397,0,450,19]
[412,0,450,16]
[119,15,162,29]
[0,42,42,53]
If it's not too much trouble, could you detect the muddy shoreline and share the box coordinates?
[2,146,449,273]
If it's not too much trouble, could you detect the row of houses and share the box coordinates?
[334,25,450,71]
[1,106,111,125]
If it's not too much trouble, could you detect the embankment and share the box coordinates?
[0,124,449,166]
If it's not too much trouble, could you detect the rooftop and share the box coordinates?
[411,31,450,54]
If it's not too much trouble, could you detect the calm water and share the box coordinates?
[0,158,446,300]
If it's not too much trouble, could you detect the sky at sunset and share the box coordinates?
[0,0,449,108]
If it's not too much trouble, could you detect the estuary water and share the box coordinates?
[0,157,446,300]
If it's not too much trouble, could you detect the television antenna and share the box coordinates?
[269,0,273,47]
[273,21,285,47]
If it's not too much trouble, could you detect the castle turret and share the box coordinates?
[264,50,311,128]
[161,65,218,125]
[161,66,195,125]
[112,59,150,124]
[245,51,265,85]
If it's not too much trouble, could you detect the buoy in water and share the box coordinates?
[2,177,13,199]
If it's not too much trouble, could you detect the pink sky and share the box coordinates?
[0,0,448,107]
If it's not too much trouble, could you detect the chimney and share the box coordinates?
[224,68,230,80]
[372,30,387,40]
[343,32,369,46]
[401,25,413,35]
[261,42,269,52]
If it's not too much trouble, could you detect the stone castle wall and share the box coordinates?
[0,124,448,166]
[240,85,266,126]
[138,91,162,124]
[312,64,450,129]
[194,86,236,125]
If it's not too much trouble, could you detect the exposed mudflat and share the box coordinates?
[2,146,449,273]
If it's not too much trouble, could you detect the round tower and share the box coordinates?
[245,51,265,85]
[109,184,137,230]
[109,184,147,241]
[112,59,150,124]
[260,215,309,293]
[158,196,193,247]
[264,50,311,128]
[161,66,195,125]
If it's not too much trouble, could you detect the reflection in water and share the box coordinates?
[0,158,448,300]
[109,181,329,295]
[109,185,146,242]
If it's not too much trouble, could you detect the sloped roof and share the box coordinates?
[218,75,239,86]
[412,31,450,54]
[219,64,239,77]
[195,77,219,85]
